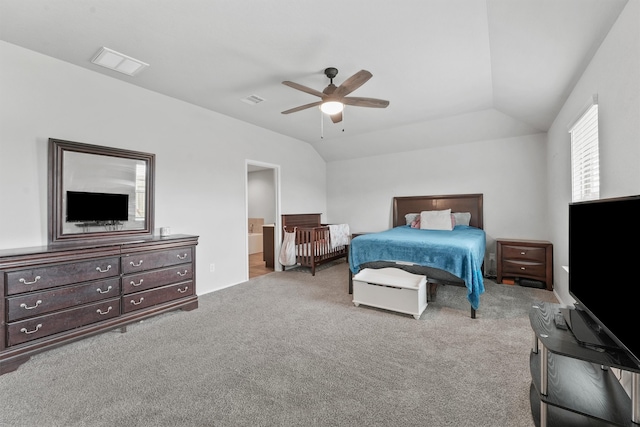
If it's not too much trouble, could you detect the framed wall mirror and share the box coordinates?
[48,138,155,244]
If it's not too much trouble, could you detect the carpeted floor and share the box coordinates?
[0,260,558,427]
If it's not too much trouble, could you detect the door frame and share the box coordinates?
[245,160,282,278]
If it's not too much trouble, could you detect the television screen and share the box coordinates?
[66,191,129,223]
[569,195,640,364]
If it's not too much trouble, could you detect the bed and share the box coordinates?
[348,194,486,318]
[281,213,348,276]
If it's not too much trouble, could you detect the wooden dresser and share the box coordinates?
[496,238,553,291]
[0,234,198,374]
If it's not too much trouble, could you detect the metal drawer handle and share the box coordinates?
[97,286,113,294]
[177,270,188,277]
[19,276,41,285]
[177,253,188,260]
[130,260,144,267]
[96,265,112,273]
[520,267,526,270]
[177,286,189,293]
[130,279,144,287]
[20,300,43,310]
[130,298,144,306]
[520,251,526,255]
[96,306,113,315]
[20,324,43,335]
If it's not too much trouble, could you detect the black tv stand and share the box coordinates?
[530,302,640,426]
[559,306,620,351]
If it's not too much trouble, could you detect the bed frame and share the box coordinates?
[350,194,484,318]
[281,213,348,276]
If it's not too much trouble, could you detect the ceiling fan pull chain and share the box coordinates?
[320,110,324,139]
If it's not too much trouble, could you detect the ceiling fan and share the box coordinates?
[281,67,389,123]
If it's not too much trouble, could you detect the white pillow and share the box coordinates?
[420,209,453,231]
[452,212,471,226]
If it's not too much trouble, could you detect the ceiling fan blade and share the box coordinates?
[330,112,343,123]
[334,70,372,97]
[343,97,390,108]
[282,81,325,98]
[281,101,322,115]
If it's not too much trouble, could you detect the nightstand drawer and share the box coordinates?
[502,259,545,277]
[501,245,546,262]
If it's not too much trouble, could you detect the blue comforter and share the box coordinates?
[349,225,486,310]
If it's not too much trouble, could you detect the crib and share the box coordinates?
[281,213,348,276]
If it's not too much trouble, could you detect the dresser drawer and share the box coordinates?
[502,259,546,278]
[121,248,193,274]
[122,281,194,314]
[5,257,120,295]
[7,278,120,322]
[501,245,546,262]
[122,263,193,294]
[7,298,120,346]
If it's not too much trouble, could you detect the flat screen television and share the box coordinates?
[568,194,640,366]
[66,191,129,223]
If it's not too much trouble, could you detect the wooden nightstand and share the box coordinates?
[496,239,553,291]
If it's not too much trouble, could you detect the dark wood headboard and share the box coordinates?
[393,194,483,229]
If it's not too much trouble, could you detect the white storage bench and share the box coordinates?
[352,267,427,319]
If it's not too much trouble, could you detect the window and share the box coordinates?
[135,162,146,221]
[569,100,599,202]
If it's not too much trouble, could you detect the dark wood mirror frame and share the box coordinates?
[48,138,155,244]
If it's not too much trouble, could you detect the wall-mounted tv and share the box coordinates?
[66,191,129,223]
[568,194,640,366]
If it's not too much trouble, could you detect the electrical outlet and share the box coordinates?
[489,253,496,261]
[210,263,215,272]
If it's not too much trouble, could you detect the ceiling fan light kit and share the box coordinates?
[319,101,344,115]
[281,67,389,124]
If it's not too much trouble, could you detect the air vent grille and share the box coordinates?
[242,95,266,105]
[91,47,149,76]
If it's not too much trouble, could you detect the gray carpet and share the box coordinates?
[0,260,557,427]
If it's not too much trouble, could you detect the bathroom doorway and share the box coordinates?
[246,161,280,279]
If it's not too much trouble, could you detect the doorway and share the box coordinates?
[246,161,280,279]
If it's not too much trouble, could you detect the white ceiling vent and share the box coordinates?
[241,94,266,105]
[91,47,149,76]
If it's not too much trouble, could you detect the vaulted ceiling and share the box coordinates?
[0,0,629,161]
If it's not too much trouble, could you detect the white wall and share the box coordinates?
[547,1,640,304]
[326,133,549,262]
[0,40,327,294]
[2,0,637,300]
[248,169,276,224]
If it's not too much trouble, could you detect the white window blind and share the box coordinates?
[569,103,599,202]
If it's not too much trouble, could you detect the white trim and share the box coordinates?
[245,160,282,280]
